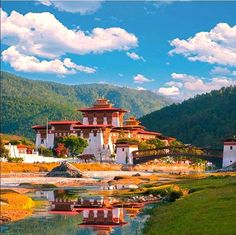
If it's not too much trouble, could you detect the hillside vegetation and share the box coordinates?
[1,71,171,139]
[140,86,236,147]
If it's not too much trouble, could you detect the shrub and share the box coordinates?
[38,146,53,157]
[114,176,125,180]
[167,190,183,202]
[7,157,23,163]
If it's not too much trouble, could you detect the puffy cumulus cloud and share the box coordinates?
[210,66,231,76]
[158,86,180,96]
[133,74,154,84]
[136,86,146,91]
[2,46,96,75]
[158,72,236,99]
[126,52,145,61]
[165,81,183,88]
[39,0,104,14]
[169,23,236,67]
[1,9,138,59]
[63,58,96,74]
[171,72,197,82]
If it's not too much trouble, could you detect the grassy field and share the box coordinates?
[143,175,236,235]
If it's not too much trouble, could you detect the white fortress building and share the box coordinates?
[223,137,236,167]
[32,99,175,162]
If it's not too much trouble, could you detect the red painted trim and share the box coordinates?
[49,121,81,125]
[49,211,79,215]
[78,108,128,112]
[74,124,113,128]
[224,142,236,146]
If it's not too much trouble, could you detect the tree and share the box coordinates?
[9,140,21,145]
[38,146,53,157]
[147,138,165,148]
[54,143,68,158]
[0,140,9,158]
[116,137,154,151]
[58,135,88,157]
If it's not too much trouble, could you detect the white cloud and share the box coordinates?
[126,52,145,61]
[158,86,180,96]
[1,9,138,59]
[158,72,236,99]
[171,72,196,82]
[39,0,104,15]
[63,58,96,74]
[133,74,154,84]
[165,81,183,88]
[136,86,146,91]
[169,23,236,67]
[2,46,96,75]
[39,0,51,6]
[210,66,231,76]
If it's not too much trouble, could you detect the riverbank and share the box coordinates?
[0,162,122,174]
[0,190,35,223]
[143,174,236,235]
[1,162,205,174]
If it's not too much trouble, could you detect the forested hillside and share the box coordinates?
[1,71,171,139]
[140,86,236,147]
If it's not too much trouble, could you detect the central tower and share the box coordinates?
[78,98,128,127]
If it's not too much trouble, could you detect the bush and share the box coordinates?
[167,190,183,202]
[9,140,21,145]
[38,146,53,157]
[7,157,23,163]
[113,176,125,180]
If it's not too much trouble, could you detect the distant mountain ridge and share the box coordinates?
[1,71,171,139]
[140,86,236,148]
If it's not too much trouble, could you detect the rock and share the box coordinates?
[132,173,141,177]
[46,162,82,178]
[0,216,11,224]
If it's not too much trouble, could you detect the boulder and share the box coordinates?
[46,162,82,178]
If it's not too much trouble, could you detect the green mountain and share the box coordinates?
[1,71,171,139]
[140,86,236,148]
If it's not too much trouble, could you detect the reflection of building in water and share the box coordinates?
[125,208,141,218]
[51,196,119,212]
[35,190,55,201]
[82,208,125,224]
[79,207,127,235]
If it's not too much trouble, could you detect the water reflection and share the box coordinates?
[1,189,151,235]
[50,191,130,234]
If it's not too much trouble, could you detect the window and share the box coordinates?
[230,146,233,150]
[122,148,125,151]
[41,139,44,144]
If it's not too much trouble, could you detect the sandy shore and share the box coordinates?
[0,171,152,187]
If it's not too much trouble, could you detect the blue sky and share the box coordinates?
[1,1,236,99]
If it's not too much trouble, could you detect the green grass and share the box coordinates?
[143,176,236,235]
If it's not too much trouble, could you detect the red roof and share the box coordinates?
[32,125,46,129]
[136,129,162,136]
[32,121,81,129]
[49,121,81,125]
[78,107,128,112]
[17,144,33,149]
[74,124,113,128]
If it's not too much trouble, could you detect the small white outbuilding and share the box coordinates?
[115,143,138,165]
[223,137,236,167]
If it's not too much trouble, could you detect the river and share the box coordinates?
[0,186,153,235]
